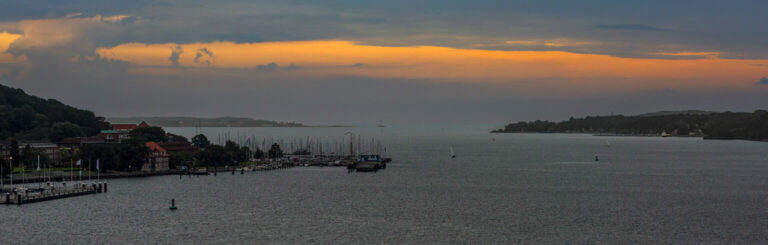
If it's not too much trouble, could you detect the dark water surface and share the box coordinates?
[2,127,768,244]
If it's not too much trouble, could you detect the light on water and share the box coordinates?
[2,127,768,243]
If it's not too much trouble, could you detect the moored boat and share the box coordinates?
[354,155,384,172]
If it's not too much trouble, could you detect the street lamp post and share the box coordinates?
[9,156,12,186]
[1,157,5,191]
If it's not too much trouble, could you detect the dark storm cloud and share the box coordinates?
[0,0,154,21]
[6,0,765,58]
[595,24,669,32]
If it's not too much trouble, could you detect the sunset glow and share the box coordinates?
[0,32,23,63]
[96,40,768,91]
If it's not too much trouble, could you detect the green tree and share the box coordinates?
[239,146,252,162]
[129,126,167,142]
[0,84,109,141]
[58,147,75,168]
[169,151,195,170]
[116,138,149,171]
[0,157,8,177]
[49,122,85,142]
[79,143,116,171]
[268,143,283,159]
[224,141,249,162]
[191,134,210,148]
[20,144,33,169]
[195,145,231,166]
[253,148,265,159]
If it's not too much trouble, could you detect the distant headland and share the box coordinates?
[107,117,306,128]
[493,110,768,141]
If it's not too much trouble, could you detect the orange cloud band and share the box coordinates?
[92,40,768,90]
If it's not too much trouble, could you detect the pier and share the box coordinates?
[0,182,105,205]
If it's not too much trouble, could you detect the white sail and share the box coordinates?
[450,147,455,158]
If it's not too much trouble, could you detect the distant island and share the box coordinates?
[107,117,305,127]
[493,110,768,141]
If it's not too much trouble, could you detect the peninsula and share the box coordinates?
[493,110,768,141]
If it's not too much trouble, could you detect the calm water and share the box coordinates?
[2,126,768,244]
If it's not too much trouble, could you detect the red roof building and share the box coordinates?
[143,141,169,172]
[112,121,149,131]
[157,142,198,154]
[101,121,151,143]
[112,124,138,131]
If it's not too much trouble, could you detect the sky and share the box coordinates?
[0,0,767,126]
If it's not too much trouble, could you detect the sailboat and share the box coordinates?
[450,147,456,158]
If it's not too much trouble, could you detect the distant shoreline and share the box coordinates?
[491,131,768,142]
[493,110,768,142]
[161,125,353,128]
[106,116,355,128]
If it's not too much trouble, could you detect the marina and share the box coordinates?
[0,152,393,205]
[1,128,768,243]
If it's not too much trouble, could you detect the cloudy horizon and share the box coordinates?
[1,1,767,125]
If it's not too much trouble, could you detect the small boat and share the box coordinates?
[450,147,456,158]
[377,120,386,128]
[354,155,383,172]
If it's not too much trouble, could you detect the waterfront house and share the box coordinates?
[143,141,170,172]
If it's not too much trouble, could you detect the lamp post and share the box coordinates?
[1,157,5,191]
[9,156,12,186]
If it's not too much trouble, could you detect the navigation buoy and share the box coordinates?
[169,199,178,210]
[594,155,599,162]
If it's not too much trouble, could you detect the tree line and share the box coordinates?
[0,84,109,141]
[494,110,768,140]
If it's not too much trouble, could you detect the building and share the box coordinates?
[143,141,169,172]
[111,124,138,131]
[99,121,150,143]
[58,136,108,148]
[157,142,198,155]
[0,140,61,166]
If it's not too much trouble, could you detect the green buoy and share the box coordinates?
[169,199,178,210]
